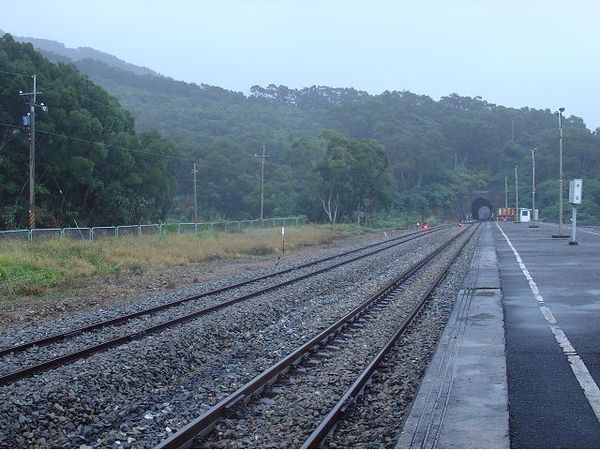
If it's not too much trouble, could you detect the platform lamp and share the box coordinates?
[529,147,539,228]
[552,107,568,238]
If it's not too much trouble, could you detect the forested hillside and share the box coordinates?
[0,34,178,228]
[2,33,600,228]
[0,30,158,76]
[76,58,600,223]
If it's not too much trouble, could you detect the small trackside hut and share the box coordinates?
[497,207,532,222]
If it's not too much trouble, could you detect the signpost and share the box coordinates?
[568,179,582,245]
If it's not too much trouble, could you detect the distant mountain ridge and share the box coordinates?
[3,30,599,225]
[0,29,160,76]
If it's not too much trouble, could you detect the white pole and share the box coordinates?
[515,165,519,222]
[569,206,578,245]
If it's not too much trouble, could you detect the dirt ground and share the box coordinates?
[0,230,396,330]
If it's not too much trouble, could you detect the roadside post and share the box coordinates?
[281,226,285,254]
[568,179,582,245]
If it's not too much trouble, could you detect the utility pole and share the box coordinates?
[514,165,520,222]
[19,75,47,231]
[504,176,508,208]
[192,163,198,222]
[255,145,268,220]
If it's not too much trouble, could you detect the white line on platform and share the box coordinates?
[496,222,600,423]
[581,228,600,237]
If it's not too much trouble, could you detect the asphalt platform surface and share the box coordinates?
[397,221,600,448]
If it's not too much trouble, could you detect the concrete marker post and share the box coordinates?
[568,179,582,245]
[569,206,578,245]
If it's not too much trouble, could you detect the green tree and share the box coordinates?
[314,131,394,223]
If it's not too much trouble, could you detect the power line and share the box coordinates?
[0,122,192,162]
[36,136,86,230]
[36,137,69,218]
[0,69,31,78]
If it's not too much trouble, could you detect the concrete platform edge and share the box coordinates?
[396,223,510,449]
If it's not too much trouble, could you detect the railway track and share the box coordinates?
[158,224,477,448]
[0,225,451,386]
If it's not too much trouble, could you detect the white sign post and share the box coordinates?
[281,226,285,254]
[568,179,582,245]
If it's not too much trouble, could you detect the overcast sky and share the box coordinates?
[2,0,599,129]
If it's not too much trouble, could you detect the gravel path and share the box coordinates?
[0,227,463,448]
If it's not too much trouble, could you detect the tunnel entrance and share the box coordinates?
[471,197,494,220]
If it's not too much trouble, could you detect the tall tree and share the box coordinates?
[314,131,394,223]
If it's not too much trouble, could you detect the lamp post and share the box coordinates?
[529,147,539,228]
[514,165,520,222]
[553,107,568,238]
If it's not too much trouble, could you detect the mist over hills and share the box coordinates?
[2,31,599,227]
[1,30,159,76]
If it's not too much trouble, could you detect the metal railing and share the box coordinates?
[0,216,307,242]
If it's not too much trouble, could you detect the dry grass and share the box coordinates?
[0,225,347,301]
[101,225,340,268]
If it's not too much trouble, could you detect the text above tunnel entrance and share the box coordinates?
[472,197,494,220]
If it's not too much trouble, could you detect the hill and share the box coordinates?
[2,32,600,225]
[0,34,179,228]
[72,58,600,224]
[1,29,158,76]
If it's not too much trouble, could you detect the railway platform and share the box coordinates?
[397,221,600,448]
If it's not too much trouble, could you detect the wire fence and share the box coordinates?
[0,216,307,242]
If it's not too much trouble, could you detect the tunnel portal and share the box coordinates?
[471,197,494,220]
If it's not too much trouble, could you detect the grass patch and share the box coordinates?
[0,256,61,297]
[0,224,347,303]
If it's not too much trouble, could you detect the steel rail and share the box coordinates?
[0,226,451,386]
[0,226,449,358]
[301,224,478,448]
[156,226,471,449]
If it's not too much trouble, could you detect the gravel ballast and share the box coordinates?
[327,225,481,448]
[0,226,469,448]
[195,227,476,448]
